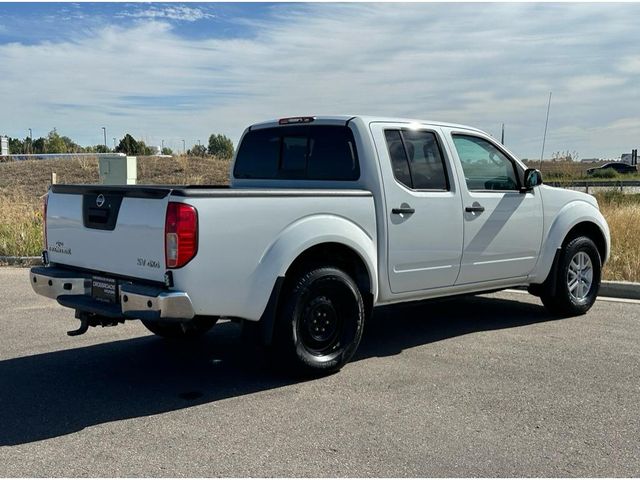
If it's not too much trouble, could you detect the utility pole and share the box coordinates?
[539,92,552,170]
[102,127,107,149]
[113,137,116,149]
[28,128,32,154]
[182,139,186,154]
[161,139,164,151]
[501,123,505,144]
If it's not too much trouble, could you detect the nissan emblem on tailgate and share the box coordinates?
[96,194,105,207]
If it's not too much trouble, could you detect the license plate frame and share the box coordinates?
[91,276,118,304]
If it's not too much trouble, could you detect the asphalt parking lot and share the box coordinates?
[1,267,639,477]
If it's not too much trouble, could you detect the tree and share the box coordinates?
[45,129,68,153]
[137,140,153,156]
[188,144,207,157]
[115,134,140,155]
[8,137,24,154]
[116,134,155,155]
[161,147,173,155]
[61,135,82,153]
[551,150,580,162]
[32,137,46,154]
[24,137,33,154]
[93,144,111,153]
[207,133,234,159]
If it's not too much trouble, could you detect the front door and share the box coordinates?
[445,132,544,285]
[370,123,464,294]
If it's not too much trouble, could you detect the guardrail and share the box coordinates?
[546,180,640,187]
[546,179,640,193]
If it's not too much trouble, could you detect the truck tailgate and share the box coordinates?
[46,185,170,282]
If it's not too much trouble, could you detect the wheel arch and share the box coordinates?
[531,200,610,285]
[562,221,608,263]
[283,242,374,311]
[250,215,377,344]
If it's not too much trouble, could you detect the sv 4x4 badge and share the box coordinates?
[137,258,161,269]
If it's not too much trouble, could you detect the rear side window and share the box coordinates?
[234,126,359,181]
[384,129,449,190]
[385,130,413,187]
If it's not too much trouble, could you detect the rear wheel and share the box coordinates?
[275,267,365,375]
[141,316,218,339]
[540,236,601,316]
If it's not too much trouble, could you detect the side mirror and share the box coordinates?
[523,168,543,191]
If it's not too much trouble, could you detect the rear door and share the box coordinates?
[444,130,544,284]
[370,123,464,293]
[46,186,169,282]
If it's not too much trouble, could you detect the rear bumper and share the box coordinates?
[29,266,195,321]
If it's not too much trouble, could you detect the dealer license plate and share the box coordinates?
[92,276,118,303]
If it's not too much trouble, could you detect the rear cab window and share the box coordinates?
[234,125,359,181]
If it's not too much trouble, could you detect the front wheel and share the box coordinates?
[540,236,602,316]
[141,316,218,339]
[276,267,365,375]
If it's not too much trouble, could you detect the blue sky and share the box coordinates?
[0,2,639,159]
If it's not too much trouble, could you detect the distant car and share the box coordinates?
[587,162,637,175]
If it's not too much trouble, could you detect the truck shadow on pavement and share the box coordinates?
[0,294,554,446]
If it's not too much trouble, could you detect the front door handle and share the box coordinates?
[465,205,485,213]
[392,207,415,215]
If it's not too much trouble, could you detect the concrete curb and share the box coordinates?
[1,257,639,300]
[600,281,640,300]
[0,256,42,267]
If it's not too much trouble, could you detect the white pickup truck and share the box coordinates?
[31,116,610,374]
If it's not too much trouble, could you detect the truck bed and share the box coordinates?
[46,183,376,320]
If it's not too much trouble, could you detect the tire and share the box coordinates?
[141,316,218,340]
[540,236,601,316]
[275,267,365,375]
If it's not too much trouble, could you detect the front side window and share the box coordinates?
[384,129,449,190]
[234,125,359,181]
[452,135,519,191]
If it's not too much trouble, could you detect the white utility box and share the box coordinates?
[0,136,8,156]
[99,154,137,185]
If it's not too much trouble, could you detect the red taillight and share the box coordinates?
[43,194,48,251]
[165,202,198,268]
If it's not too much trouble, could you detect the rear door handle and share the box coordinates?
[392,207,415,215]
[465,205,485,213]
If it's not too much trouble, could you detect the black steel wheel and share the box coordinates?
[276,267,365,375]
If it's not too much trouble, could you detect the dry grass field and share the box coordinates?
[1,156,638,282]
[0,155,230,259]
[537,160,640,181]
[594,191,640,282]
[0,155,231,200]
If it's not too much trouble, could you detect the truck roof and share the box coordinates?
[250,115,487,135]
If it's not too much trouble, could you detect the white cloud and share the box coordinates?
[566,75,626,92]
[0,3,638,158]
[618,55,640,74]
[118,5,215,22]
